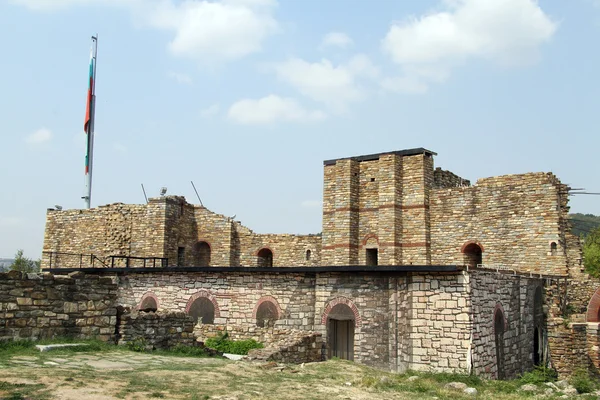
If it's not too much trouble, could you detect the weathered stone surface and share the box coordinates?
[0,271,117,341]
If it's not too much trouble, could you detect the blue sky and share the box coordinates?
[1,0,599,259]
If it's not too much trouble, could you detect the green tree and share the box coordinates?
[583,227,600,278]
[9,249,40,273]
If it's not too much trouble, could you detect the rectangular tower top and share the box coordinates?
[323,148,437,166]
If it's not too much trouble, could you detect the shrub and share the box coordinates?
[569,369,596,394]
[204,332,263,355]
[519,366,558,384]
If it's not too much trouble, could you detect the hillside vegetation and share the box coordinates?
[569,213,600,238]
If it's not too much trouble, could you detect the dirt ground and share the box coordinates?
[0,351,420,400]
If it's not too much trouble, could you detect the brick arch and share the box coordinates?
[254,246,275,257]
[321,297,362,327]
[252,295,283,319]
[362,234,379,247]
[586,288,600,322]
[461,240,484,253]
[493,302,508,333]
[185,290,220,318]
[137,292,159,310]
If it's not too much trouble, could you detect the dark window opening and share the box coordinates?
[257,248,273,267]
[306,249,311,261]
[140,297,157,312]
[463,243,482,268]
[188,297,215,324]
[366,248,378,266]
[370,177,375,182]
[195,241,211,266]
[550,242,557,256]
[256,301,278,328]
[177,247,185,266]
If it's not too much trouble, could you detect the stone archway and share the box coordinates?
[586,288,600,322]
[253,296,281,328]
[185,290,220,325]
[137,292,159,312]
[322,297,361,361]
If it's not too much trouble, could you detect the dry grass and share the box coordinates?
[0,348,596,400]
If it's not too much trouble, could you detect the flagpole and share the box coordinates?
[83,35,98,209]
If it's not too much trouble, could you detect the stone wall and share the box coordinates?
[42,196,321,269]
[195,323,324,363]
[321,150,436,266]
[0,271,118,342]
[117,310,195,350]
[548,321,589,377]
[469,269,544,379]
[398,273,472,373]
[434,168,471,188]
[430,173,569,275]
[114,269,482,374]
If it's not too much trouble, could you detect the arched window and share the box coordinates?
[256,301,279,328]
[195,241,211,266]
[139,295,158,312]
[550,242,557,256]
[306,249,311,261]
[462,242,483,268]
[188,297,215,324]
[257,248,273,267]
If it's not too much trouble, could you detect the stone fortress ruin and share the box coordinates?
[3,148,600,379]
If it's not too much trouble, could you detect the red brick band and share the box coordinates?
[323,203,429,215]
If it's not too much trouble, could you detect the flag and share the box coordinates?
[84,47,94,133]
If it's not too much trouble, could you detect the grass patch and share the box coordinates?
[204,332,263,355]
[569,369,597,394]
[519,365,558,384]
[0,381,49,400]
[153,344,213,358]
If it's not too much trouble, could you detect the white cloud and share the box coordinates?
[142,0,279,62]
[320,32,353,49]
[200,103,220,118]
[14,0,279,63]
[25,128,52,145]
[167,71,193,85]
[272,54,378,112]
[228,95,326,125]
[381,0,558,93]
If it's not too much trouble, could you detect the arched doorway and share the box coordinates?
[462,242,483,268]
[494,307,506,379]
[195,241,211,266]
[533,286,544,366]
[255,300,279,328]
[188,297,215,324]
[327,304,355,360]
[257,248,273,267]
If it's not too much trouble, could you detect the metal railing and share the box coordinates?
[43,251,167,270]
